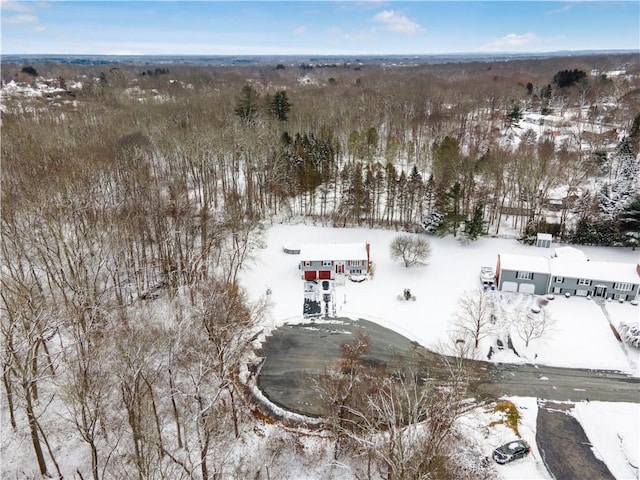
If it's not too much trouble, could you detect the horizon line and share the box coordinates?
[2,49,639,60]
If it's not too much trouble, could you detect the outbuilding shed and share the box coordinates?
[536,233,552,248]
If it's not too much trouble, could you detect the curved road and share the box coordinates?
[257,318,640,416]
[257,317,639,480]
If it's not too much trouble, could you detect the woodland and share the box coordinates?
[1,53,639,479]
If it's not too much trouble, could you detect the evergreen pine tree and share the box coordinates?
[439,182,466,237]
[422,210,444,234]
[599,137,640,220]
[617,194,640,249]
[235,84,260,126]
[629,112,640,154]
[268,90,292,122]
[462,205,486,243]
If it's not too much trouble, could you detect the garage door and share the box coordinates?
[502,281,518,292]
[318,270,331,280]
[518,283,536,294]
[304,270,317,280]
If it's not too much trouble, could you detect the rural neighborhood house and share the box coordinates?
[299,243,370,280]
[496,247,640,301]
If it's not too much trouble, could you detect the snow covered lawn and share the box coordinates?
[241,223,640,479]
[514,297,639,372]
[245,223,639,375]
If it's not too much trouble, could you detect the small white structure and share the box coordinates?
[536,233,552,248]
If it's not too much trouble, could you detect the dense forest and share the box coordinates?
[1,53,639,479]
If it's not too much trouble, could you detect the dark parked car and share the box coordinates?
[492,439,531,464]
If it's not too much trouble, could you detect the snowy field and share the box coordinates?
[241,223,640,479]
[244,223,639,373]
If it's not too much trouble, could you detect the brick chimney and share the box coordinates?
[366,242,371,273]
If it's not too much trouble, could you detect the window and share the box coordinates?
[553,287,562,294]
[554,277,564,283]
[304,261,311,267]
[323,260,332,267]
[517,271,533,280]
[578,279,591,286]
[614,283,633,291]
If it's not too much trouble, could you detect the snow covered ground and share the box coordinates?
[245,223,639,372]
[241,223,640,479]
[573,401,640,480]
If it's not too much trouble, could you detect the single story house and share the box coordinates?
[496,248,640,301]
[299,243,370,280]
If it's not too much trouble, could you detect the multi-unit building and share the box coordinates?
[496,247,640,302]
[298,243,370,280]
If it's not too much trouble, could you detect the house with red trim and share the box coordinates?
[299,243,370,280]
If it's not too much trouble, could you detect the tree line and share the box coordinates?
[1,54,639,477]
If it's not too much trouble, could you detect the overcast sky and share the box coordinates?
[1,1,638,56]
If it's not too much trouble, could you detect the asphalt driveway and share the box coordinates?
[536,401,615,480]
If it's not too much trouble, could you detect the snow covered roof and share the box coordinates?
[299,243,368,261]
[550,258,640,285]
[553,246,587,261]
[498,253,550,274]
[499,251,640,284]
[537,233,552,241]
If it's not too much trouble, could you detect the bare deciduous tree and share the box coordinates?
[389,234,432,268]
[452,288,496,350]
[515,309,555,348]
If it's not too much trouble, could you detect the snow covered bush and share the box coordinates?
[421,210,444,234]
[618,322,640,348]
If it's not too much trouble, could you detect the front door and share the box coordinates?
[594,285,607,297]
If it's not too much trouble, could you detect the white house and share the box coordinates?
[299,243,370,281]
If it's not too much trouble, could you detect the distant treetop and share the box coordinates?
[552,69,587,89]
[21,65,38,77]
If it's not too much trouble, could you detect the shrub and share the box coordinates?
[490,400,521,436]
[619,322,640,348]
